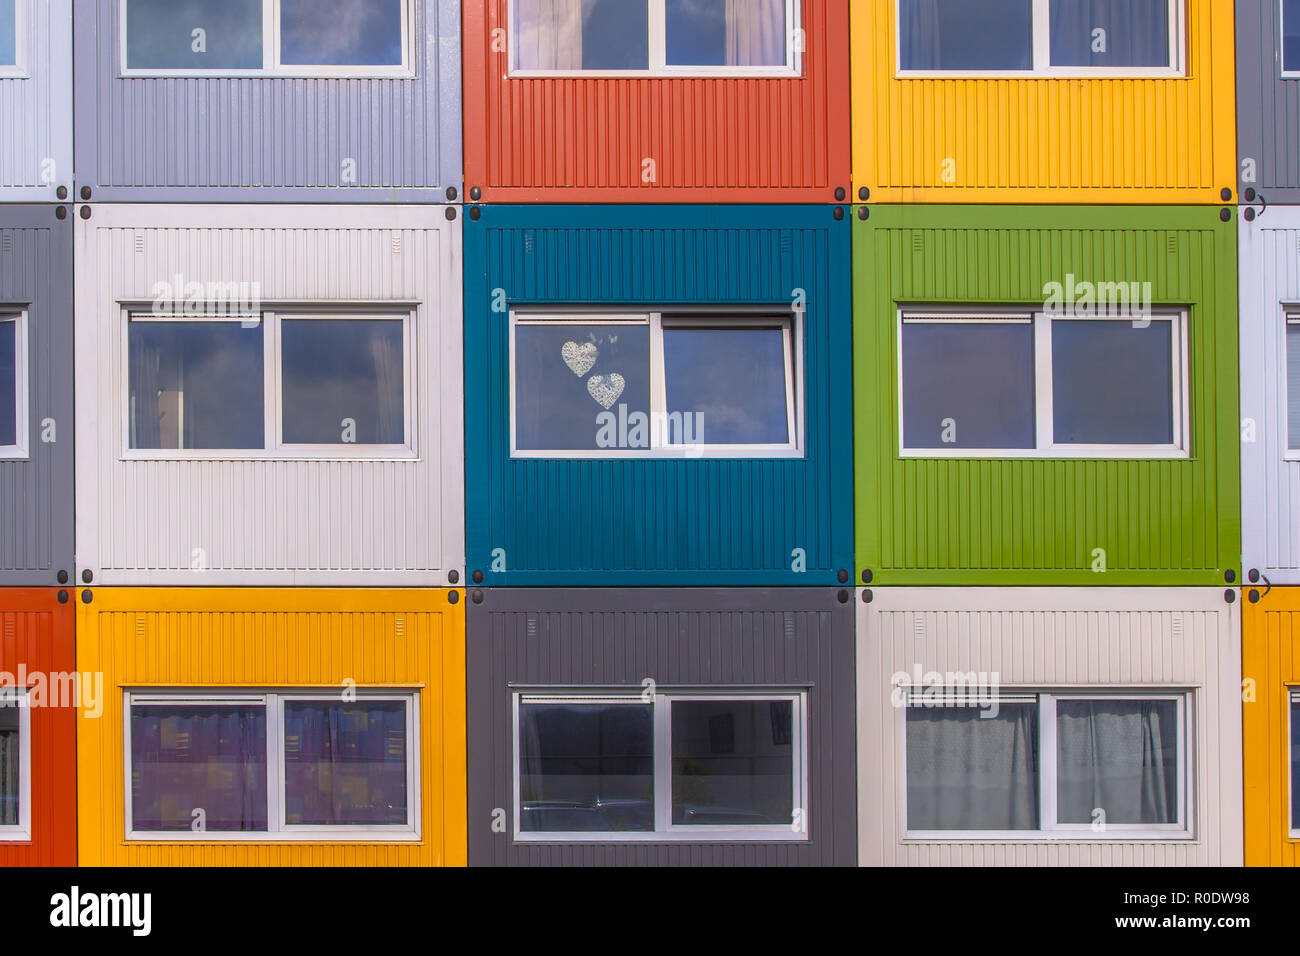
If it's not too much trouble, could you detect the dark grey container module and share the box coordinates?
[1239,0,1300,203]
[467,587,857,866]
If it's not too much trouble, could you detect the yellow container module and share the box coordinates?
[1244,587,1300,866]
[75,588,467,867]
[852,0,1237,203]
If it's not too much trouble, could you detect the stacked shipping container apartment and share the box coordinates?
[0,0,1291,870]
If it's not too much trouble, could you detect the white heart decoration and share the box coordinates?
[561,341,598,377]
[587,373,625,410]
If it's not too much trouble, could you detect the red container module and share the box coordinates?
[0,589,76,866]
[463,0,850,203]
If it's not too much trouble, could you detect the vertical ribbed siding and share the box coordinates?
[0,208,73,584]
[74,205,464,585]
[464,205,854,586]
[466,588,857,867]
[74,0,460,198]
[855,205,1240,586]
[855,0,1236,202]
[0,0,71,198]
[858,587,1243,867]
[75,588,467,867]
[1242,589,1300,866]
[462,1,849,201]
[1239,214,1300,581]
[0,590,77,867]
[1237,0,1300,200]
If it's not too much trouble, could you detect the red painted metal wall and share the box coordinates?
[0,589,76,866]
[463,1,850,202]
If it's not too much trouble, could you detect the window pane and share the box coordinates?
[663,327,789,446]
[1287,0,1300,73]
[666,0,786,67]
[280,0,403,67]
[1051,319,1174,445]
[518,703,654,832]
[671,699,794,826]
[1288,325,1300,450]
[130,704,268,832]
[128,322,264,450]
[1293,699,1300,831]
[0,0,15,67]
[126,0,263,70]
[0,704,18,826]
[902,321,1035,449]
[283,700,408,826]
[1050,0,1170,67]
[514,323,651,452]
[899,0,1033,71]
[1056,699,1179,825]
[0,320,15,447]
[514,0,649,71]
[906,703,1039,830]
[281,319,404,445]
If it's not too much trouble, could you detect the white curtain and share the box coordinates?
[1049,0,1169,66]
[906,704,1039,830]
[1056,700,1177,825]
[516,0,584,70]
[726,0,785,66]
[0,728,18,826]
[899,0,943,71]
[368,332,402,445]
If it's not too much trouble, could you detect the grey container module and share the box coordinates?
[1239,0,1300,203]
[467,587,857,866]
[73,0,462,202]
[0,205,72,585]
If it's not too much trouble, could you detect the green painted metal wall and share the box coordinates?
[854,205,1240,586]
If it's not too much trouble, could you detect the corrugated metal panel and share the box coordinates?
[0,206,73,585]
[1242,586,1300,865]
[74,204,464,586]
[73,0,461,200]
[858,587,1243,867]
[0,588,76,867]
[466,587,856,866]
[75,587,466,867]
[0,0,72,199]
[1239,210,1300,583]
[1237,0,1300,202]
[855,204,1240,586]
[464,204,854,586]
[462,1,850,202]
[854,0,1236,203]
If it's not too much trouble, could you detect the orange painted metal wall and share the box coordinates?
[0,589,77,867]
[463,1,851,202]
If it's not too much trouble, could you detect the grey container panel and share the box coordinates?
[467,587,857,867]
[0,206,73,584]
[1239,0,1300,201]
[73,0,462,200]
[0,0,72,199]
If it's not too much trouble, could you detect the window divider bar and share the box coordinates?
[1034,313,1054,450]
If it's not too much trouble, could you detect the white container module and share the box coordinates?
[0,0,72,200]
[74,203,464,586]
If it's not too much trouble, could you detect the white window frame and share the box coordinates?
[509,308,804,460]
[895,0,1186,79]
[121,307,417,461]
[1289,688,1299,839]
[507,0,802,78]
[123,689,421,842]
[512,690,808,842]
[118,0,415,79]
[0,689,32,842]
[897,307,1190,459]
[0,0,28,79]
[0,310,29,461]
[902,690,1192,842]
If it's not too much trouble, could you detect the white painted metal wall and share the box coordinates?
[0,0,72,199]
[1241,210,1300,584]
[857,587,1243,866]
[74,204,464,585]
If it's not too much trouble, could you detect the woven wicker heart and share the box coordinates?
[561,341,598,377]
[586,373,625,410]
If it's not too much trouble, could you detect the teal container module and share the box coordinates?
[465,204,854,586]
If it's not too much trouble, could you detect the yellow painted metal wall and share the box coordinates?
[852,0,1237,202]
[1243,588,1300,866]
[76,588,467,867]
